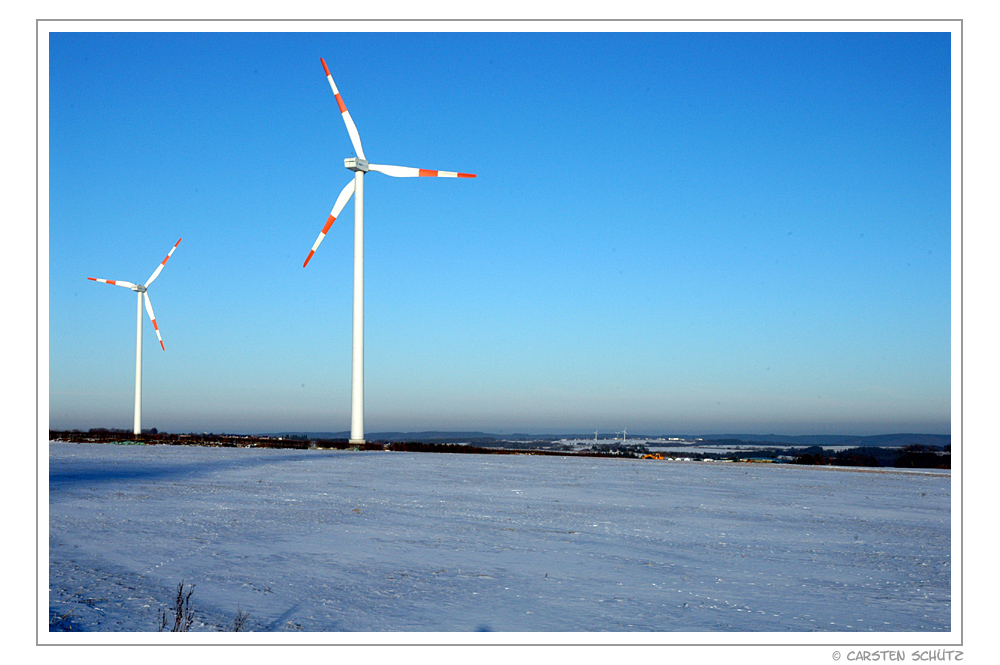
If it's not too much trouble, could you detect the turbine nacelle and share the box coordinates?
[131,284,147,293]
[345,157,369,172]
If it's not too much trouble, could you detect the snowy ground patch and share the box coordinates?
[47,442,950,634]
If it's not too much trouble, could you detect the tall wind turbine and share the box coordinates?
[304,57,475,445]
[88,238,181,435]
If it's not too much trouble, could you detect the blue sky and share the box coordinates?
[46,29,953,436]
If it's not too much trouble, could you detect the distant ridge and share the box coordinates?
[695,433,950,447]
[268,431,505,442]
[264,431,949,447]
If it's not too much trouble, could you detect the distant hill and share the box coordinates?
[264,431,949,448]
[693,433,950,447]
[267,431,505,443]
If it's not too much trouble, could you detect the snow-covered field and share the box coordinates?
[47,441,951,637]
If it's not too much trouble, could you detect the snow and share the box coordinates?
[47,441,951,640]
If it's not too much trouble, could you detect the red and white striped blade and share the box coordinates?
[368,164,477,179]
[145,238,182,287]
[304,178,356,267]
[87,277,136,289]
[143,292,165,350]
[320,58,366,160]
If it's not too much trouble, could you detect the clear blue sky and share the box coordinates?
[47,30,952,436]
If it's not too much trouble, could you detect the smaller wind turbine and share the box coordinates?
[88,238,181,435]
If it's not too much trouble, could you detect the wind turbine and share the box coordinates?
[304,57,475,445]
[88,238,181,435]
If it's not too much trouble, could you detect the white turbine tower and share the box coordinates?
[88,238,181,435]
[304,57,475,445]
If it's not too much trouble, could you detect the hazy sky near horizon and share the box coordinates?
[46,27,954,436]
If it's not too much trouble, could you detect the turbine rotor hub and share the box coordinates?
[132,285,147,293]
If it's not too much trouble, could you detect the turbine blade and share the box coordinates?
[304,179,356,267]
[143,292,165,350]
[145,238,182,287]
[87,278,136,289]
[320,58,366,160]
[368,163,476,178]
